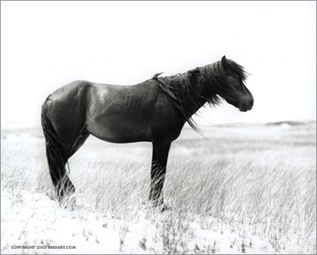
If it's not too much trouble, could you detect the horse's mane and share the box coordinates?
[153,59,247,131]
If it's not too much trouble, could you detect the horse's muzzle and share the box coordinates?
[239,96,254,112]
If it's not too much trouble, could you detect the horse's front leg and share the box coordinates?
[149,141,171,207]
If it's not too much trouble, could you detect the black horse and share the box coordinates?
[41,56,253,207]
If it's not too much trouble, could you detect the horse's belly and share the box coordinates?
[86,117,152,143]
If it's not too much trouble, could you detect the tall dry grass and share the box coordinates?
[1,122,316,253]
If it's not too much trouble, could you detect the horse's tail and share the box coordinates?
[41,98,75,199]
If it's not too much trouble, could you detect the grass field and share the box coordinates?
[1,121,316,254]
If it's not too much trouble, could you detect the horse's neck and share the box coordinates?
[158,73,217,123]
[179,77,211,119]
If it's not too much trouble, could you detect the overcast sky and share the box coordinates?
[1,1,316,128]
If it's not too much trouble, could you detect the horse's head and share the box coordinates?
[216,56,254,112]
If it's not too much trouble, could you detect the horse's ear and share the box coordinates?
[221,55,228,70]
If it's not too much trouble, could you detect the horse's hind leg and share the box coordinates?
[42,82,92,201]
[56,130,90,198]
[68,131,90,158]
[42,117,75,200]
[42,110,89,200]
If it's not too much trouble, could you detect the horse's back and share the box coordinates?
[86,80,163,142]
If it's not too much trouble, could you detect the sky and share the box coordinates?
[1,1,316,128]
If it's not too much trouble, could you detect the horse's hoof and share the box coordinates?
[62,196,77,211]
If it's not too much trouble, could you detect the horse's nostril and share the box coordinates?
[239,102,247,112]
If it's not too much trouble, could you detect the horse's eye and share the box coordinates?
[232,73,240,80]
